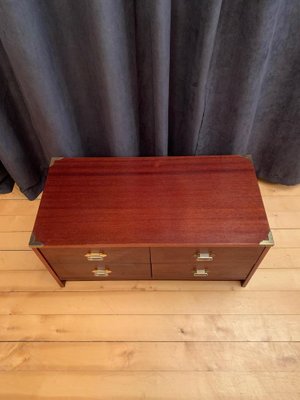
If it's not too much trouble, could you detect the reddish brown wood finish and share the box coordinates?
[52,263,151,280]
[150,247,263,264]
[30,156,272,286]
[42,248,150,264]
[242,246,272,287]
[152,263,251,280]
[32,156,270,247]
[32,248,65,287]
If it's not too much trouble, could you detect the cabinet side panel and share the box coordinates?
[32,248,65,287]
[241,247,271,287]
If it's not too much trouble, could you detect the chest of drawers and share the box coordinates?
[29,156,273,287]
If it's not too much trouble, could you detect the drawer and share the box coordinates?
[150,247,262,264]
[152,262,252,280]
[53,263,151,280]
[42,248,150,265]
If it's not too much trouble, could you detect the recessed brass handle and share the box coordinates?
[193,268,208,277]
[92,267,111,277]
[194,251,214,262]
[85,251,107,261]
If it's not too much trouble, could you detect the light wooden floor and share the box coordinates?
[0,182,300,399]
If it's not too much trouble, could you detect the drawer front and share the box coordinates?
[152,262,251,280]
[151,247,262,264]
[42,248,150,265]
[52,263,151,280]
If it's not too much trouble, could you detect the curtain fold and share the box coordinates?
[135,0,171,155]
[169,0,223,155]
[0,0,299,199]
[0,161,14,194]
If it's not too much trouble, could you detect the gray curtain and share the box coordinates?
[0,0,299,199]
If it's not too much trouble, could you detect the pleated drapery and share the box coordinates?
[0,0,299,199]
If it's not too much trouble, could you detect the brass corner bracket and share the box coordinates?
[259,231,274,247]
[29,232,44,248]
[49,157,64,167]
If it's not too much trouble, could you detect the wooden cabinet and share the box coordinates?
[30,156,273,287]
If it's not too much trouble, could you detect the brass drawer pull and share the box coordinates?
[194,251,214,262]
[92,267,111,277]
[85,251,107,261]
[193,268,208,277]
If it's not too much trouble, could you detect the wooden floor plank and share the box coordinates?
[261,248,300,268]
[1,342,299,372]
[0,216,35,232]
[263,196,300,212]
[0,291,299,315]
[0,200,39,216]
[0,186,26,200]
[245,269,300,290]
[267,211,300,229]
[0,186,41,200]
[0,371,299,399]
[0,232,31,250]
[0,251,44,271]
[259,181,300,197]
[272,229,300,248]
[0,314,299,341]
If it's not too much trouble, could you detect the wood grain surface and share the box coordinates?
[1,314,299,341]
[32,156,270,246]
[1,371,299,399]
[1,342,299,371]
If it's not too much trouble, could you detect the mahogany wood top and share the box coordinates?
[32,156,270,247]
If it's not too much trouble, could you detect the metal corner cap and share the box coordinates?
[29,232,44,248]
[49,157,64,167]
[259,231,274,247]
